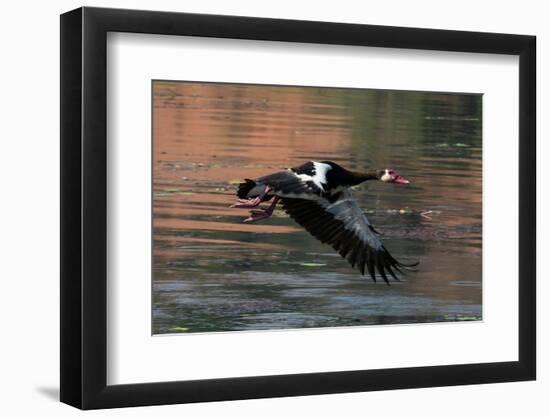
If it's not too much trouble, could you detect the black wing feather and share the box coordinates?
[281,190,417,284]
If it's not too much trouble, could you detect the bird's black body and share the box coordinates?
[239,161,380,199]
[291,161,381,192]
[233,161,417,284]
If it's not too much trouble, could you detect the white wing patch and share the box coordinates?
[294,161,332,191]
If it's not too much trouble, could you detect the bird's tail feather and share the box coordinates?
[237,179,256,199]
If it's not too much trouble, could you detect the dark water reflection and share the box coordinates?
[152,81,482,334]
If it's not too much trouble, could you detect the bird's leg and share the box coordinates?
[230,185,271,208]
[243,197,280,223]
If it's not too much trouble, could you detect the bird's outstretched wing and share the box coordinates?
[239,162,335,200]
[281,190,417,284]
[240,169,326,200]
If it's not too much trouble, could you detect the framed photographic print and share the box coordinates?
[60,6,536,409]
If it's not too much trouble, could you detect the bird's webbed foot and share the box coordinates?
[243,197,280,223]
[230,185,271,208]
[243,210,272,223]
[230,196,263,209]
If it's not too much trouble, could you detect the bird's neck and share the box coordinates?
[349,170,380,185]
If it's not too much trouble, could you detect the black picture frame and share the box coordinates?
[60,6,536,410]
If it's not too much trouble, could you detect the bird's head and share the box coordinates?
[377,168,410,184]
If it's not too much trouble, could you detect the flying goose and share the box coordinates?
[231,161,418,283]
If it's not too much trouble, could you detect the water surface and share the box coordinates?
[152,81,482,334]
